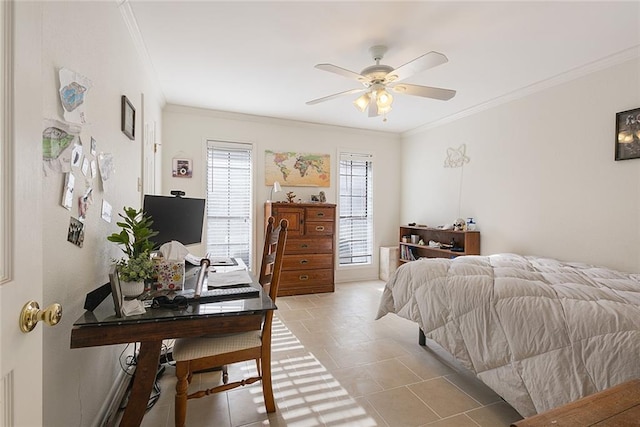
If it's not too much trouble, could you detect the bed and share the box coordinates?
[376,253,640,417]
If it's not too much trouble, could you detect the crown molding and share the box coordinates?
[164,103,400,139]
[404,46,640,137]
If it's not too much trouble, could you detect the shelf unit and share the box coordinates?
[399,225,480,263]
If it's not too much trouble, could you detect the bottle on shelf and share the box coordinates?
[466,218,476,231]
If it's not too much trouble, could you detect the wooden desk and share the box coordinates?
[70,268,274,427]
[511,379,640,426]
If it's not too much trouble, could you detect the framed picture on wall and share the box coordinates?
[615,107,640,161]
[121,95,135,140]
[172,158,193,178]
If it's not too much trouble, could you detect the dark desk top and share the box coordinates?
[73,291,275,328]
[71,267,275,348]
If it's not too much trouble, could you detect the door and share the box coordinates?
[1,1,46,425]
[271,205,304,237]
[142,119,158,197]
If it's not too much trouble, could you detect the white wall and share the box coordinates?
[401,58,640,273]
[35,2,164,425]
[162,105,401,282]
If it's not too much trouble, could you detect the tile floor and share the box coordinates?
[129,280,523,427]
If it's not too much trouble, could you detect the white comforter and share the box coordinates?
[376,253,640,417]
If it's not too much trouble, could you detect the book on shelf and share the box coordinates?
[401,245,416,261]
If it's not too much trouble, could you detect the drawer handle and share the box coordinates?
[299,275,309,281]
[300,244,308,248]
[300,259,308,265]
[315,226,325,232]
[317,212,325,217]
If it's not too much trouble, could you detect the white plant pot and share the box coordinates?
[120,280,144,298]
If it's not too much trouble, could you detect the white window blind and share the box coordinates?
[206,142,253,266]
[339,153,373,266]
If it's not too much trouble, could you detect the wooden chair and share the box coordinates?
[172,217,288,427]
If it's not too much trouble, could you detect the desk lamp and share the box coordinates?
[269,181,282,201]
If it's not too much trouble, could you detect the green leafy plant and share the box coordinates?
[107,207,158,281]
[115,252,155,282]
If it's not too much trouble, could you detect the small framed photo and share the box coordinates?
[172,158,193,178]
[121,95,135,140]
[615,107,640,161]
[109,265,123,317]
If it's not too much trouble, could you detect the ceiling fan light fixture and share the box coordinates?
[376,89,393,109]
[377,104,392,115]
[353,93,371,112]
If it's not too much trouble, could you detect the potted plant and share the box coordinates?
[107,207,158,297]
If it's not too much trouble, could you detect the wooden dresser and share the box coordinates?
[264,202,336,296]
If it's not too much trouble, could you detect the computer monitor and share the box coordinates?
[143,194,206,247]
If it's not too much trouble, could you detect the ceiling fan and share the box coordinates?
[306,45,456,119]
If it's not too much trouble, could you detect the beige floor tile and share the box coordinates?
[362,358,422,390]
[396,351,457,380]
[466,401,523,427]
[423,413,479,427]
[329,365,384,397]
[323,342,390,369]
[366,387,440,427]
[278,296,319,311]
[228,385,272,427]
[351,396,390,427]
[277,309,314,322]
[294,329,340,348]
[409,377,481,418]
[444,372,503,406]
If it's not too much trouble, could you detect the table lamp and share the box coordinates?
[269,181,282,201]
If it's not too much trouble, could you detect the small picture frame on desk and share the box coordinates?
[109,265,124,317]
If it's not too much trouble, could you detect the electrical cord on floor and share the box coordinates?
[118,343,136,377]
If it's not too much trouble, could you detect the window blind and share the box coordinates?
[339,153,373,266]
[206,142,253,266]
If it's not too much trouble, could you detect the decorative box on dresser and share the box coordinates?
[264,202,336,296]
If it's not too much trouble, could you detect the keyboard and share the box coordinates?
[183,286,259,303]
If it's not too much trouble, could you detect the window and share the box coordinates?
[338,153,373,266]
[206,141,253,266]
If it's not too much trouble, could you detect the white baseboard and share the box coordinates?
[93,365,135,427]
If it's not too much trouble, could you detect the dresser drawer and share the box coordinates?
[285,237,332,254]
[282,254,333,271]
[278,269,334,296]
[306,206,334,222]
[305,221,334,236]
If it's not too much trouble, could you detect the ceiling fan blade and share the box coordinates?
[385,51,448,83]
[306,88,365,105]
[391,83,456,101]
[315,64,369,83]
[368,101,379,117]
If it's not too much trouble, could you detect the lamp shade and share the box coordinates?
[353,93,371,112]
[376,89,393,109]
[270,181,282,201]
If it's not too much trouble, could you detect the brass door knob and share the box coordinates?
[19,301,62,333]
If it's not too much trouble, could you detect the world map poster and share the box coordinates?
[265,150,330,187]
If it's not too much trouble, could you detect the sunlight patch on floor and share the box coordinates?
[266,317,382,426]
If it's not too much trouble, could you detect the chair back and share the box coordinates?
[258,217,288,302]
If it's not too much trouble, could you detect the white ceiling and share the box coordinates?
[127,1,640,134]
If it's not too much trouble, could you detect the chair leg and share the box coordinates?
[175,361,190,427]
[260,356,276,413]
